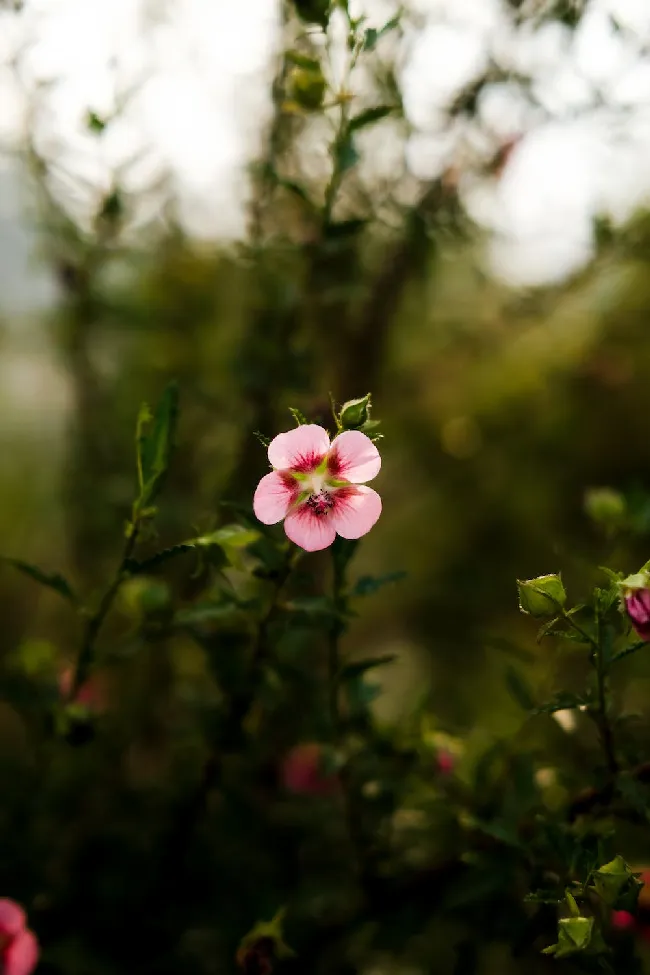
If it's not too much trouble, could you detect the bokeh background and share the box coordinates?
[3,0,650,972]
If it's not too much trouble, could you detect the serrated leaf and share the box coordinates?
[338,654,396,682]
[196,525,260,550]
[135,381,179,510]
[504,665,536,711]
[349,105,394,130]
[351,570,407,597]
[611,640,646,664]
[3,558,77,604]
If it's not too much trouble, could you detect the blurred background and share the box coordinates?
[4,0,650,972]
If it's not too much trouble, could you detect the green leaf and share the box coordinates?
[336,134,359,174]
[363,16,400,51]
[504,665,536,711]
[286,50,321,70]
[286,596,340,619]
[324,219,366,240]
[3,558,77,604]
[349,105,394,130]
[174,601,257,626]
[611,640,646,664]
[86,110,107,133]
[135,381,179,510]
[338,654,396,682]
[196,525,260,550]
[351,570,407,597]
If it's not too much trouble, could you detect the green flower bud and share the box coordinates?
[517,574,566,618]
[592,856,644,911]
[584,487,626,527]
[339,394,371,430]
[557,916,594,954]
[288,66,326,111]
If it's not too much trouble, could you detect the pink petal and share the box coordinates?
[4,930,38,975]
[284,506,336,552]
[268,425,330,472]
[0,902,25,939]
[328,431,381,483]
[330,486,382,539]
[253,472,296,525]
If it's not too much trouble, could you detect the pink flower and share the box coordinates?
[625,588,650,641]
[0,900,38,975]
[281,743,340,796]
[253,425,381,552]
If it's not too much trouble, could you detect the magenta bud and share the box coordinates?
[437,750,455,776]
[625,588,650,641]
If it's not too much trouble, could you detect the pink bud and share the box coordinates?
[612,910,636,932]
[625,589,650,641]
[281,743,339,797]
[58,668,108,713]
[436,750,455,776]
[0,900,38,975]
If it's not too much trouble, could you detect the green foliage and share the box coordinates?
[3,558,77,604]
[134,381,179,518]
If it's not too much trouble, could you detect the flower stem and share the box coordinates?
[68,522,140,703]
[329,545,374,898]
[563,608,618,777]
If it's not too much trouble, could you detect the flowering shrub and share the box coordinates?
[4,383,650,974]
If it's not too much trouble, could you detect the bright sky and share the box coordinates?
[2,0,650,287]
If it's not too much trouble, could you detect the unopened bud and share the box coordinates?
[517,574,566,618]
[339,394,371,431]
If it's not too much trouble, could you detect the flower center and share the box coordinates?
[305,489,335,516]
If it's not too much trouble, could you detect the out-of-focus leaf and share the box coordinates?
[363,15,400,50]
[349,105,394,130]
[612,640,647,664]
[531,693,587,716]
[336,134,359,174]
[351,571,407,597]
[135,381,179,509]
[3,558,77,604]
[338,654,396,682]
[504,665,536,711]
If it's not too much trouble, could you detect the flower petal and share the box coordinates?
[330,486,382,539]
[284,506,336,552]
[253,472,296,525]
[4,930,38,975]
[268,425,330,472]
[0,902,25,939]
[328,431,381,483]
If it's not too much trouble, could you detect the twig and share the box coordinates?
[68,524,140,701]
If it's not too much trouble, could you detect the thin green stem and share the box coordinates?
[329,546,373,898]
[563,608,618,777]
[68,523,140,702]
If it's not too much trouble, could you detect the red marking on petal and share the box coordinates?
[290,452,326,474]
